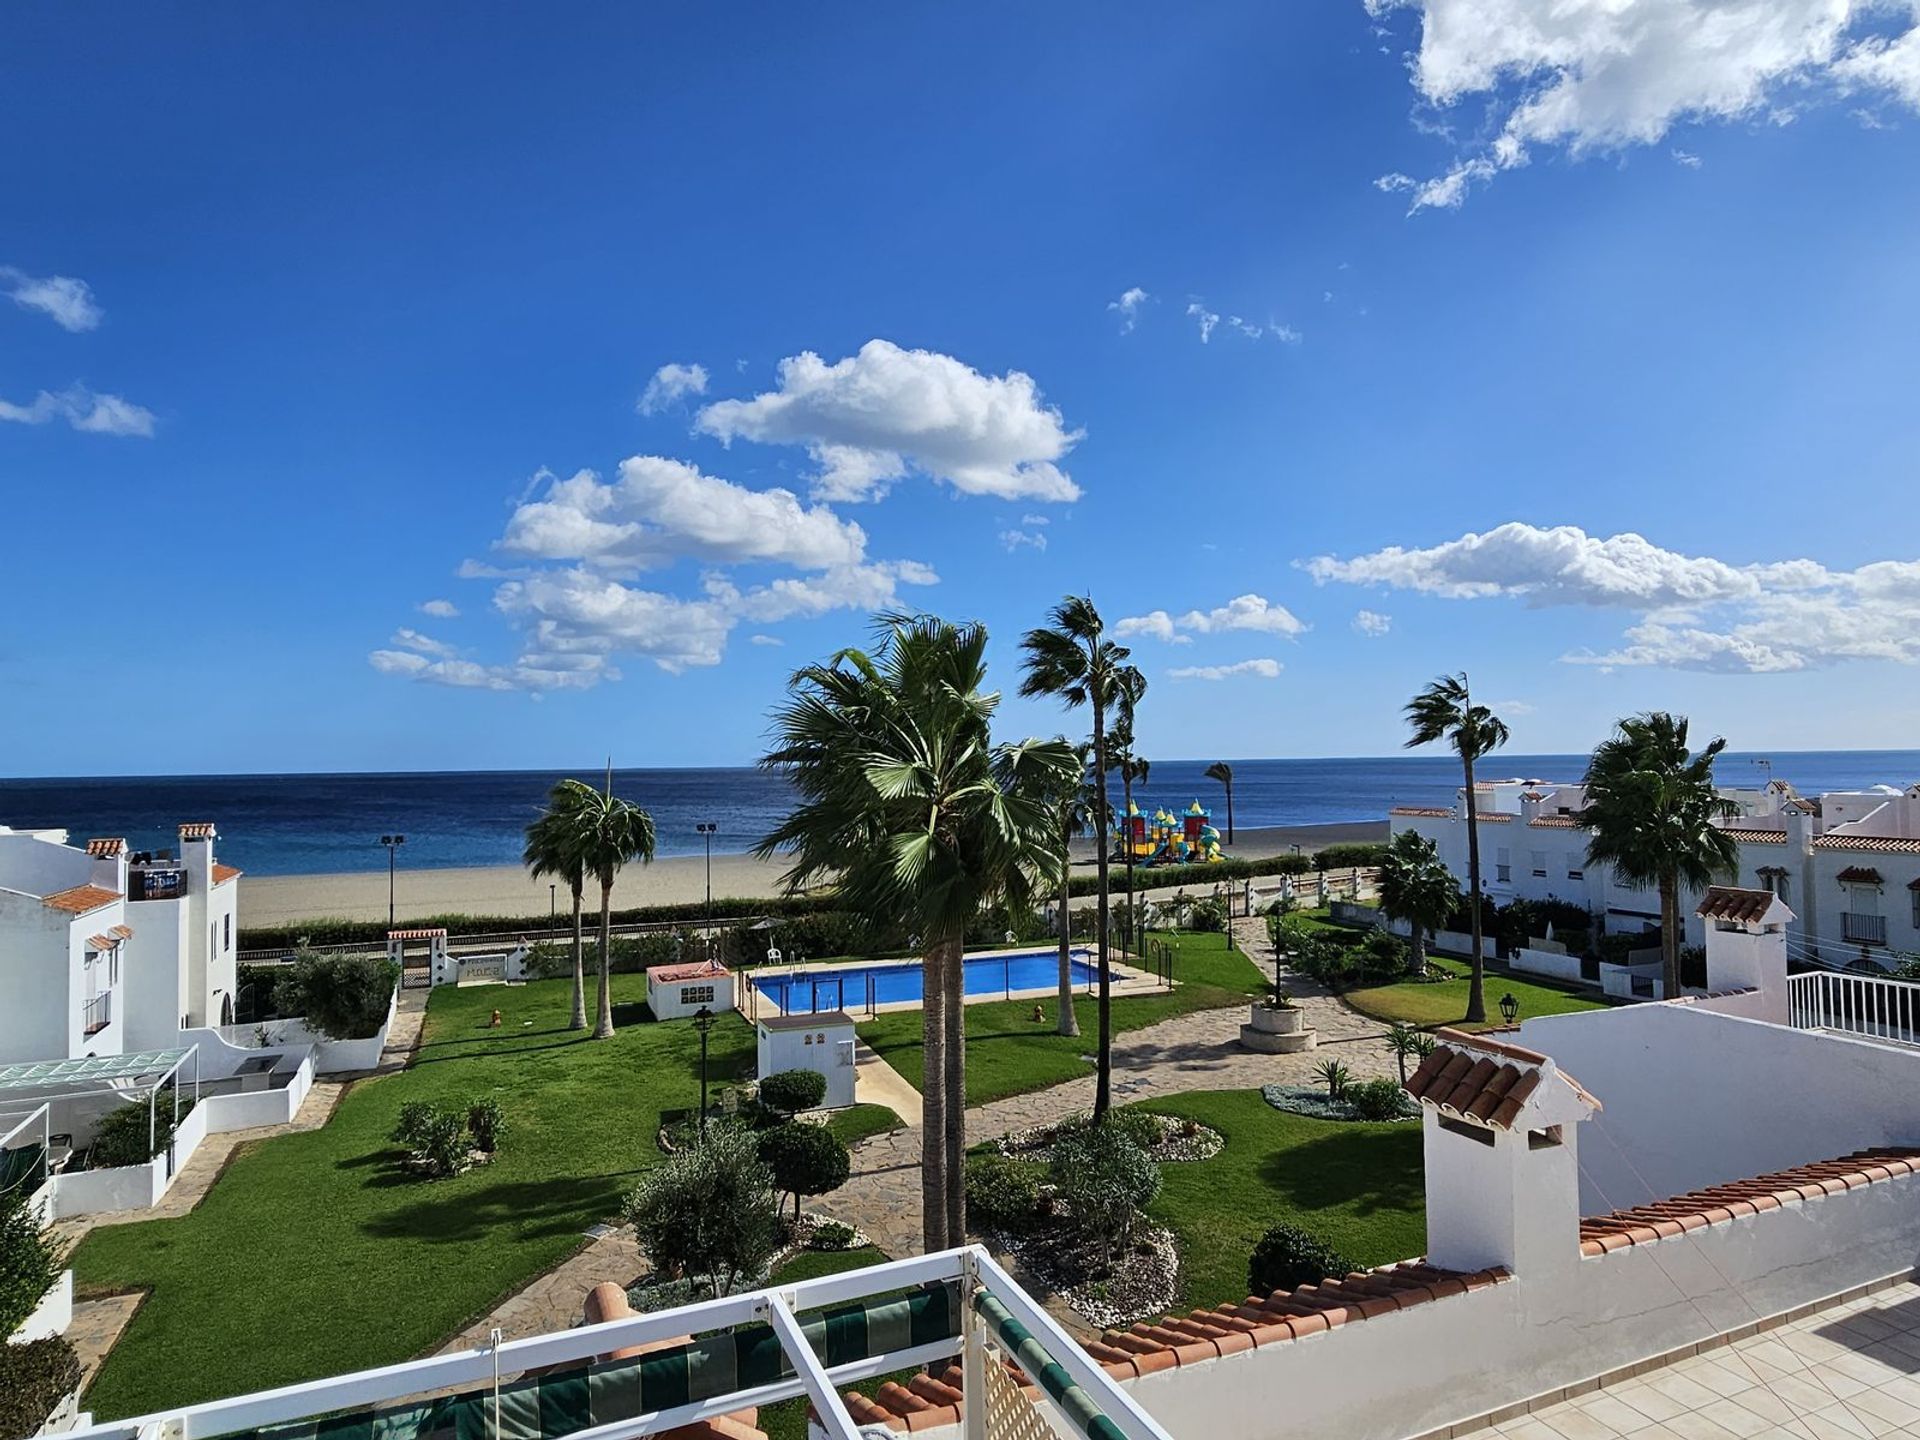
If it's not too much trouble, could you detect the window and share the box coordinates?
[224,913,231,952]
[1567,867,1584,881]
[1438,1116,1496,1147]
[1530,850,1547,878]
[1496,847,1512,884]
[680,984,715,1005]
[1528,1125,1564,1150]
[1760,871,1790,903]
[1913,889,1920,930]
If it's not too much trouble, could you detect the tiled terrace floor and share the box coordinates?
[1470,1278,1920,1440]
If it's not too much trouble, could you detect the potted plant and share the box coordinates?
[1241,986,1315,1053]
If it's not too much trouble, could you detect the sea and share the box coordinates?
[2,751,1916,878]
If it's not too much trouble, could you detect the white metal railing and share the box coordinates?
[60,1245,1174,1440]
[1843,912,1889,947]
[1788,969,1920,1046]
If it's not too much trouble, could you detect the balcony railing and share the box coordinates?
[82,991,112,1037]
[1789,969,1919,1046]
[1843,912,1889,946]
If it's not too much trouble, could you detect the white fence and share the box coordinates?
[1789,969,1920,1047]
[1510,946,1584,985]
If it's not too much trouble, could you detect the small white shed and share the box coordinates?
[756,1010,857,1109]
[645,960,736,1022]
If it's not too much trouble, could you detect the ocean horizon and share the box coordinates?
[4,750,1916,879]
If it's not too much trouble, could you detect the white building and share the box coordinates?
[0,822,241,1064]
[1390,776,1920,971]
[645,959,735,1021]
[756,1010,856,1108]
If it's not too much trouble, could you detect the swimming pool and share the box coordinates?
[753,948,1101,1015]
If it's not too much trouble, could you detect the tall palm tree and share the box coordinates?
[759,613,1076,1251]
[1021,596,1132,1121]
[551,772,656,1039]
[1404,674,1510,1023]
[523,786,590,1031]
[1376,829,1460,978]
[1107,669,1149,955]
[1046,741,1096,1038]
[1204,761,1235,845]
[1579,712,1741,999]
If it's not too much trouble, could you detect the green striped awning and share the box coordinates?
[219,1283,960,1440]
[972,1290,1127,1440]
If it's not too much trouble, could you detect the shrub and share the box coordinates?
[0,1189,60,1339]
[0,1336,81,1440]
[1313,1059,1350,1099]
[392,1100,439,1150]
[967,1153,1042,1235]
[623,1123,782,1297]
[1344,1078,1408,1122]
[757,1069,828,1117]
[1359,931,1409,978]
[809,1218,857,1251]
[1185,897,1227,933]
[413,1109,472,1179]
[756,1122,850,1221]
[272,950,399,1040]
[467,1098,507,1154]
[1103,1107,1165,1153]
[1315,842,1390,871]
[1050,1124,1159,1259]
[1248,1222,1357,1296]
[90,1090,195,1169]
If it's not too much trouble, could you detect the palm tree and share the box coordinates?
[1384,1022,1425,1085]
[1404,674,1510,1024]
[1376,829,1460,978]
[1021,596,1132,1121]
[1107,670,1149,955]
[1579,712,1740,999]
[551,771,656,1039]
[1046,741,1096,1038]
[759,613,1076,1251]
[1204,761,1235,845]
[523,786,590,1031]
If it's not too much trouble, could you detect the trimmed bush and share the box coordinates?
[391,1100,438,1150]
[272,950,399,1040]
[0,1188,60,1339]
[1344,1077,1409,1122]
[966,1154,1042,1235]
[0,1336,81,1440]
[809,1218,857,1251]
[623,1123,781,1297]
[1050,1123,1160,1259]
[466,1099,507,1154]
[1102,1107,1165,1153]
[90,1090,195,1169]
[757,1069,827,1117]
[756,1122,850,1221]
[1248,1222,1356,1296]
[1315,842,1390,871]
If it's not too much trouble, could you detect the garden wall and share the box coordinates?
[11,1267,72,1344]
[1509,946,1583,985]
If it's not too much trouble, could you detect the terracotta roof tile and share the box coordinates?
[1389,806,1455,818]
[212,863,242,885]
[1528,816,1579,828]
[648,960,731,984]
[88,934,116,949]
[1836,866,1886,885]
[1814,834,1920,854]
[1723,827,1789,844]
[1696,886,1778,924]
[1472,812,1514,823]
[85,838,125,858]
[1404,1028,1598,1128]
[43,884,120,915]
[387,927,448,940]
[1579,1148,1920,1257]
[178,822,217,840]
[109,923,132,940]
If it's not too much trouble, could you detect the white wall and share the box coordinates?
[757,1021,857,1108]
[10,1268,73,1344]
[649,973,737,1022]
[0,891,81,1063]
[1509,946,1584,984]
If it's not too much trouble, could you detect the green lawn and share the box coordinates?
[1133,1090,1425,1311]
[822,1104,905,1148]
[1345,963,1609,1031]
[858,931,1268,1106]
[71,976,759,1419]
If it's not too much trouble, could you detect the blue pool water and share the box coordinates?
[754,949,1100,1014]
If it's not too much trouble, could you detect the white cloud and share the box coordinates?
[367,648,609,694]
[1187,300,1301,345]
[1671,148,1704,168]
[637,362,709,416]
[1114,610,1183,643]
[1353,609,1393,636]
[1186,303,1220,343]
[1108,287,1149,332]
[391,627,458,659]
[1121,593,1308,642]
[694,339,1082,503]
[418,598,460,618]
[1168,658,1284,681]
[499,457,870,574]
[1,267,102,331]
[749,633,784,647]
[1309,520,1920,673]
[999,528,1048,553]
[1020,513,1051,527]
[1369,0,1920,211]
[0,385,154,437]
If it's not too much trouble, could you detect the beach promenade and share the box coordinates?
[239,820,1388,926]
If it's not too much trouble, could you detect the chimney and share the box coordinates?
[178,822,217,889]
[1698,886,1792,1022]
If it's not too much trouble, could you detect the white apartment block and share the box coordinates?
[0,821,241,1063]
[1391,777,1920,971]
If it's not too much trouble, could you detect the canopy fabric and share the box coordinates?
[0,1047,192,1095]
[220,1284,961,1440]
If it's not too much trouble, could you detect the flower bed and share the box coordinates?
[622,1210,871,1312]
[1261,1083,1416,1123]
[985,1110,1224,1163]
[982,1220,1179,1331]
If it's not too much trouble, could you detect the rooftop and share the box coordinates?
[42,883,121,915]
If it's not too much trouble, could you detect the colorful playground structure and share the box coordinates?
[1112,799,1226,865]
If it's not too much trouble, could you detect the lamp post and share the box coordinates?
[1499,992,1520,1026]
[379,835,406,927]
[693,1005,715,1140]
[696,822,717,952]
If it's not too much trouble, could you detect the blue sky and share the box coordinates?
[4,3,1919,775]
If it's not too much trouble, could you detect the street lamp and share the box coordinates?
[1499,992,1520,1026]
[378,835,406,927]
[693,1006,715,1139]
[696,822,718,951]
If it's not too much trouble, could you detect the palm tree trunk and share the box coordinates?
[1410,924,1428,978]
[1121,769,1137,957]
[569,883,587,1031]
[1462,751,1488,1025]
[1055,850,1079,1037]
[918,943,949,1252]
[1091,695,1113,1121]
[593,876,615,1039]
[940,933,967,1248]
[1660,872,1681,1000]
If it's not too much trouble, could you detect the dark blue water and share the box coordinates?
[754,951,1101,1013]
[2,751,1914,877]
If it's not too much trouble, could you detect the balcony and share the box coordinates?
[1843,912,1889,947]
[82,991,112,1037]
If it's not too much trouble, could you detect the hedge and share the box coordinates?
[0,1337,80,1440]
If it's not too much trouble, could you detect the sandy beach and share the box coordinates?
[239,820,1387,927]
